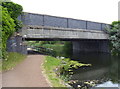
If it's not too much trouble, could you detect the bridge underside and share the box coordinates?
[24,37,109,41]
[24,38,110,53]
[72,40,110,53]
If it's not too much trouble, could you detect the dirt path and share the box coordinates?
[2,54,50,87]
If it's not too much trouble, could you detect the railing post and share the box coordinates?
[67,18,69,28]
[86,21,87,30]
[43,15,44,26]
[101,23,102,31]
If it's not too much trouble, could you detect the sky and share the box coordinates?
[11,0,119,24]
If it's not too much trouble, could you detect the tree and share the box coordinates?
[1,1,23,59]
[1,6,15,59]
[106,21,120,56]
[2,2,23,31]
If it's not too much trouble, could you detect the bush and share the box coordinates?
[1,1,23,59]
[106,21,120,56]
[2,6,15,59]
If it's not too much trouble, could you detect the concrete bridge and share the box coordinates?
[7,12,110,54]
[19,12,109,40]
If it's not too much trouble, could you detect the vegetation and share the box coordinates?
[0,1,24,72]
[1,1,23,59]
[43,56,67,88]
[43,56,91,87]
[0,52,26,72]
[27,41,64,47]
[0,7,1,60]
[106,21,120,56]
[1,6,15,59]
[27,41,72,57]
[2,2,23,31]
[57,58,91,81]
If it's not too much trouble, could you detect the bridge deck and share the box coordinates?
[21,25,109,40]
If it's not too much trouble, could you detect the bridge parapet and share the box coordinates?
[18,12,110,31]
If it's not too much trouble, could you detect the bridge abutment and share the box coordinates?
[72,40,110,53]
[7,35,27,54]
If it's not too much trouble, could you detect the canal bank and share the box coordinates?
[35,42,120,89]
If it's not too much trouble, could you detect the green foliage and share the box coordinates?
[44,56,92,85]
[2,6,15,59]
[2,2,23,31]
[0,6,2,60]
[56,58,91,81]
[2,2,23,19]
[43,56,67,87]
[14,18,23,31]
[1,1,23,59]
[28,41,73,57]
[106,21,120,56]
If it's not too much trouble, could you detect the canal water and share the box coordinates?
[35,44,119,89]
[69,52,119,89]
[52,49,120,89]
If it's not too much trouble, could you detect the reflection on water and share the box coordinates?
[54,48,119,88]
[70,51,120,88]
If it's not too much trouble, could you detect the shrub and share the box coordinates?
[106,21,120,56]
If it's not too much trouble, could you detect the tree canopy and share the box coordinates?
[2,2,23,31]
[2,2,23,19]
[1,1,23,59]
[107,21,120,56]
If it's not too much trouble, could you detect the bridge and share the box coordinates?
[7,12,110,54]
[19,12,109,40]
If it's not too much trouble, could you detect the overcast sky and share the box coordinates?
[11,0,119,24]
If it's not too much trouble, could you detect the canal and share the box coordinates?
[51,45,120,88]
[30,41,119,89]
[69,52,119,89]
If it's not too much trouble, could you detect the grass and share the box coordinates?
[0,52,26,72]
[43,56,68,88]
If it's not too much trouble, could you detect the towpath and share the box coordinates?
[2,54,50,88]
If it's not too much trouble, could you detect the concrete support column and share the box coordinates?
[72,40,110,53]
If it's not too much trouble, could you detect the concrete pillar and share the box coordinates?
[72,40,110,53]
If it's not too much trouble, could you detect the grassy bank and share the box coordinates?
[0,52,26,72]
[43,56,67,88]
[43,56,91,88]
